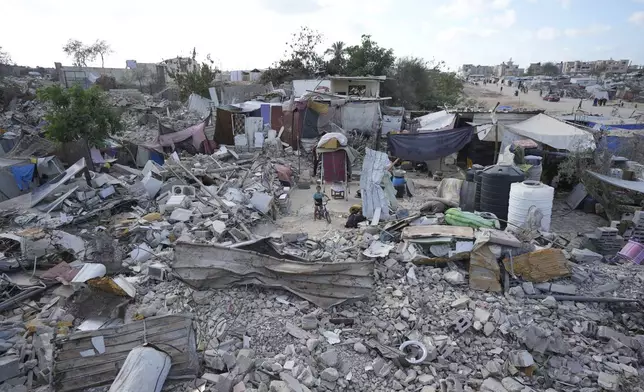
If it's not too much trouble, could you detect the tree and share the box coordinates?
[260,27,324,85]
[382,57,463,110]
[132,66,152,92]
[541,62,560,77]
[324,41,347,75]
[37,85,123,147]
[63,39,97,67]
[92,40,113,68]
[0,46,12,65]
[62,39,112,67]
[168,51,219,100]
[345,35,395,76]
[526,63,541,76]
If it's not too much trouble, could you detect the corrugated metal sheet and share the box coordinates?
[173,241,374,309]
[53,314,198,392]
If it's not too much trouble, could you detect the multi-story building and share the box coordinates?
[495,59,523,77]
[563,59,630,75]
[460,64,495,78]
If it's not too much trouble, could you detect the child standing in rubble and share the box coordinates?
[313,185,329,215]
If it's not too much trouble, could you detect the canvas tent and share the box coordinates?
[505,114,595,151]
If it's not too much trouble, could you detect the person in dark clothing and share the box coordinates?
[345,212,367,228]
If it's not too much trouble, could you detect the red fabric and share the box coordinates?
[321,150,347,183]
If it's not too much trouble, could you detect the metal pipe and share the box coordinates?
[526,295,639,303]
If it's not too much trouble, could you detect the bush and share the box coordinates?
[37,85,123,147]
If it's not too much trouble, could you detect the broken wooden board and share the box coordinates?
[502,248,571,283]
[52,314,198,392]
[470,244,502,292]
[402,225,474,241]
[173,241,374,309]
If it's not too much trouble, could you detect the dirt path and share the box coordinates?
[464,83,642,117]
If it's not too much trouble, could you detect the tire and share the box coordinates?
[324,210,331,223]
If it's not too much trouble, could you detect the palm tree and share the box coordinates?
[325,41,346,61]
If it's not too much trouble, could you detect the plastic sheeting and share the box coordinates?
[416,110,456,131]
[360,148,391,220]
[506,114,595,151]
[387,127,473,161]
[341,102,380,133]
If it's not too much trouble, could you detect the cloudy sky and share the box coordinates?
[4,0,644,71]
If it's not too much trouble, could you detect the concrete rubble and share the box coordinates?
[1,77,644,392]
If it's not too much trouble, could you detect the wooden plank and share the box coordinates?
[57,319,191,354]
[55,353,195,389]
[401,225,474,240]
[53,315,197,392]
[56,328,190,362]
[59,314,192,342]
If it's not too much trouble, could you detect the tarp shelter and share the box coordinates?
[505,114,595,151]
[158,119,212,154]
[586,85,609,101]
[0,157,36,202]
[387,127,473,162]
[416,110,456,131]
[381,106,404,135]
[214,106,258,146]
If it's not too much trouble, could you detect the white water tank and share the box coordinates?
[508,180,555,231]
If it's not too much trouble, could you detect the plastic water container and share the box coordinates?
[618,240,644,264]
[507,180,555,231]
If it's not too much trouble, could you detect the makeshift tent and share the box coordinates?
[387,127,473,162]
[505,114,595,151]
[586,85,609,101]
[416,110,456,131]
[0,157,36,202]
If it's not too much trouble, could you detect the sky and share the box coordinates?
[3,0,644,72]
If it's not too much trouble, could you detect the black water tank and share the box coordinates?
[473,165,485,211]
[480,165,525,220]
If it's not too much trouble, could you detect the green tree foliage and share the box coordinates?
[525,63,541,76]
[0,46,12,65]
[92,40,113,68]
[37,85,123,147]
[382,58,463,110]
[260,27,324,85]
[344,35,395,76]
[62,39,113,67]
[324,41,347,75]
[541,62,560,76]
[169,53,219,100]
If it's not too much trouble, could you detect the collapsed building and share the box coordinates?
[1,72,644,392]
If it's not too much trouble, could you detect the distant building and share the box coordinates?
[460,64,494,77]
[563,59,630,75]
[495,59,522,77]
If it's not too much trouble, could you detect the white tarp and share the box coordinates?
[341,102,380,133]
[360,148,391,220]
[506,114,596,151]
[586,85,609,100]
[417,110,456,131]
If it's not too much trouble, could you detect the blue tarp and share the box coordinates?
[603,134,644,152]
[387,127,473,161]
[10,164,35,191]
[588,122,644,131]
